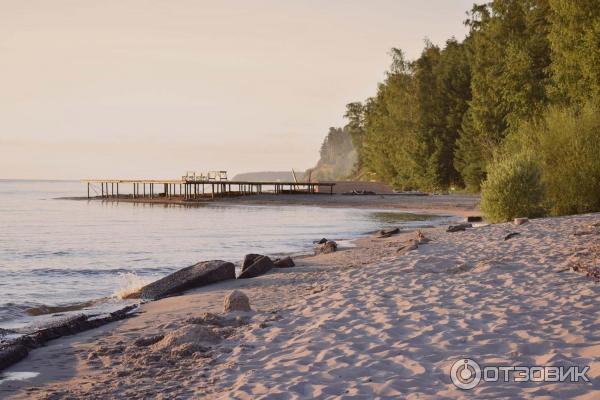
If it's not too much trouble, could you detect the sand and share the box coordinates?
[3,213,600,398]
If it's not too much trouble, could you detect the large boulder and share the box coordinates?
[223,290,251,312]
[273,256,295,268]
[238,255,274,279]
[315,240,337,254]
[139,260,235,300]
[241,254,261,270]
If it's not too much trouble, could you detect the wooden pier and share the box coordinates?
[82,178,335,200]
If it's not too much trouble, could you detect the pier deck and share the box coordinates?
[82,179,335,200]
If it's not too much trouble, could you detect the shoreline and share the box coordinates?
[2,212,600,398]
[0,207,462,370]
[59,192,481,218]
[0,205,461,332]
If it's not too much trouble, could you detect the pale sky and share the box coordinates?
[0,0,474,179]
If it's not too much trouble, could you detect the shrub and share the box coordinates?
[536,103,600,215]
[500,102,600,216]
[481,153,546,222]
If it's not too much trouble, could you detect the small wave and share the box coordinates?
[0,303,32,323]
[1,266,169,277]
[25,300,98,316]
[113,272,154,300]
[23,250,71,259]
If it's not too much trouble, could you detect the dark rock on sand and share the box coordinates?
[241,254,261,270]
[273,256,295,268]
[238,255,274,279]
[447,223,472,233]
[376,227,400,238]
[139,260,235,300]
[467,216,483,223]
[314,238,328,244]
[504,232,521,241]
[315,240,337,254]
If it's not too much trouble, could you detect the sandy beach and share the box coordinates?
[2,211,600,398]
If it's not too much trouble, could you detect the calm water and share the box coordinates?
[0,180,456,330]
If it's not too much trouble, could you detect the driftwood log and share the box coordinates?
[0,305,138,372]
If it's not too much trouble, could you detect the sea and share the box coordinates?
[0,179,457,331]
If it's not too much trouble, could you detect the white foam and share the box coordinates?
[113,272,153,300]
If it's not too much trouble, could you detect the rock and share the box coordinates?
[514,218,529,225]
[504,232,521,240]
[134,334,165,347]
[223,290,251,312]
[447,223,472,232]
[273,256,295,268]
[241,254,261,270]
[237,255,274,279]
[416,230,430,244]
[574,230,594,236]
[467,216,483,223]
[397,239,419,254]
[376,227,400,238]
[313,238,328,244]
[139,260,235,300]
[315,240,337,254]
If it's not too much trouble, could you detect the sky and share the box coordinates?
[0,0,474,179]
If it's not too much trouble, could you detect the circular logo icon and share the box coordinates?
[450,358,481,390]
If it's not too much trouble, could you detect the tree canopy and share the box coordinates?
[321,0,599,196]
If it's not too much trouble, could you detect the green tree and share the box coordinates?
[360,49,419,188]
[455,0,551,190]
[344,101,366,174]
[547,0,600,104]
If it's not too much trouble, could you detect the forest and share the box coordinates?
[311,0,600,221]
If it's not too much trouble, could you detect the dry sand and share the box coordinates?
[2,213,600,399]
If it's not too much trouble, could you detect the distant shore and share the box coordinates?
[61,192,481,217]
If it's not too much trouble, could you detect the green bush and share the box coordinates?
[481,153,546,223]
[537,103,600,215]
[499,102,600,216]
